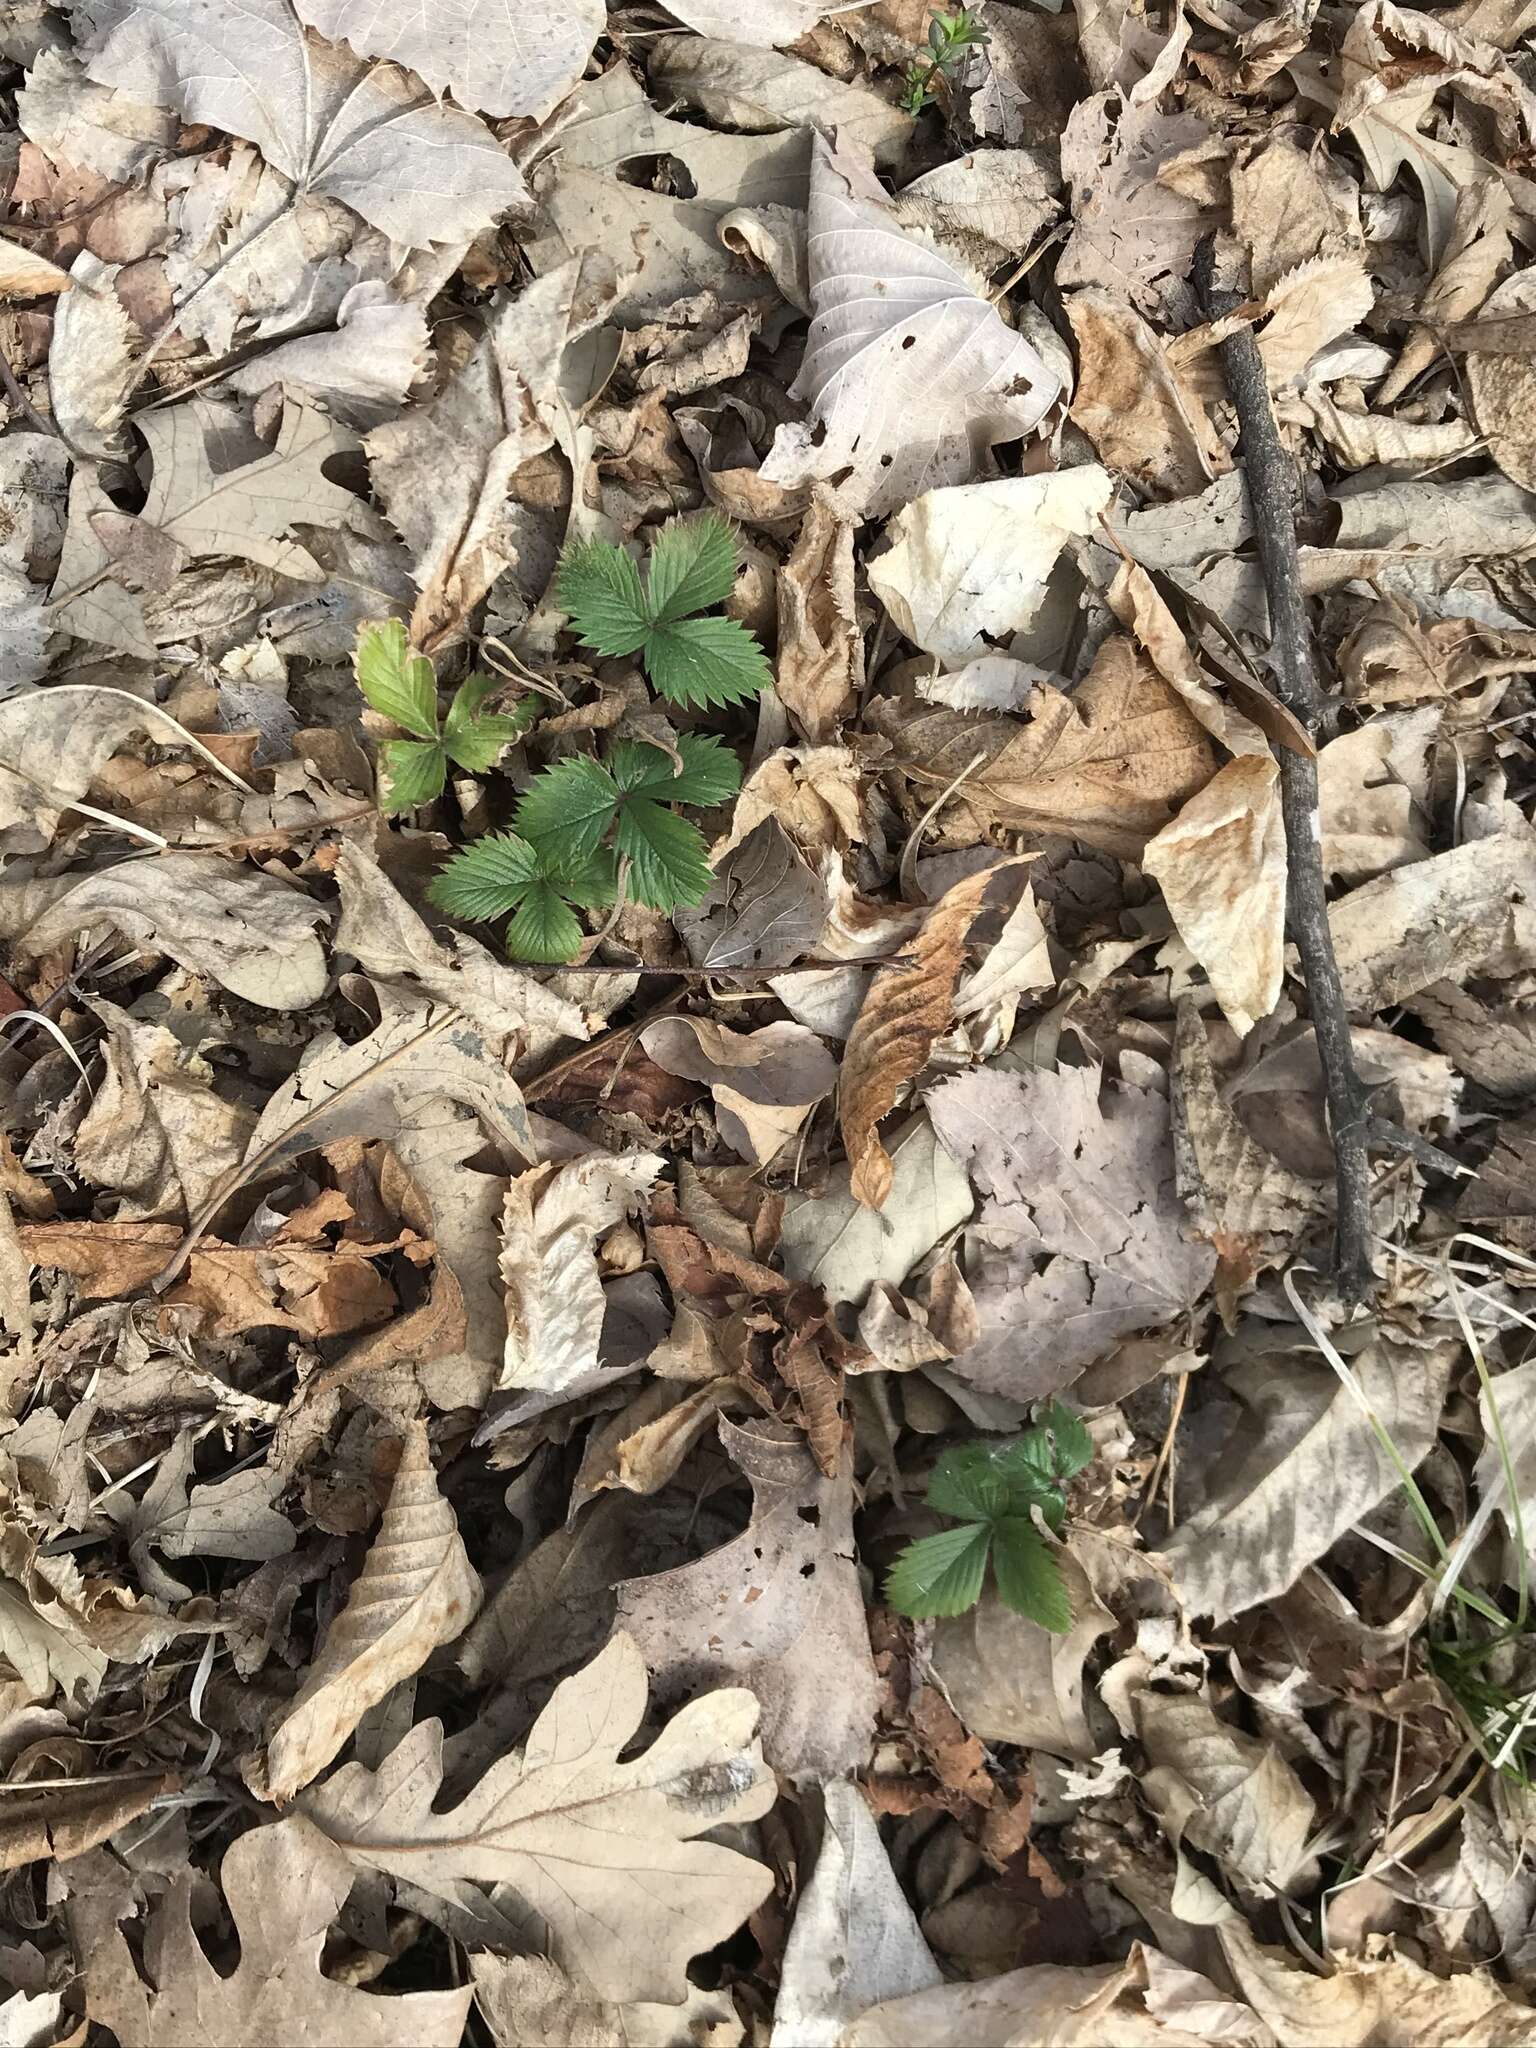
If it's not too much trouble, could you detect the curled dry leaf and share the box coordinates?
[0,233,71,298]
[619,1418,880,1784]
[1067,290,1228,497]
[776,488,864,742]
[841,865,1002,1210]
[0,1769,177,1872]
[259,1421,481,1801]
[761,132,1059,517]
[80,1815,472,2047]
[499,1150,663,1394]
[932,1568,1114,1763]
[640,1015,837,1166]
[303,1631,776,2005]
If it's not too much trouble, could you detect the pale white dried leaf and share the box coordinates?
[80,1815,472,2047]
[657,0,846,46]
[932,1570,1114,1763]
[771,1780,939,2048]
[0,232,70,299]
[1330,832,1536,1008]
[761,132,1059,517]
[294,0,603,119]
[0,1987,64,2048]
[930,1065,1214,1396]
[472,1957,742,2048]
[1470,269,1536,491]
[48,250,135,457]
[639,1016,836,1166]
[500,1152,663,1395]
[1160,1335,1457,1623]
[302,1632,776,2005]
[1058,93,1215,317]
[71,0,529,244]
[619,1421,879,1785]
[868,469,1114,665]
[779,1116,973,1306]
[16,46,177,182]
[1143,753,1287,1039]
[1254,253,1376,390]
[367,254,620,649]
[261,1421,481,1800]
[649,35,912,167]
[5,851,328,1011]
[220,280,429,425]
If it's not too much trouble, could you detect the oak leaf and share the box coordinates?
[302,1631,776,2004]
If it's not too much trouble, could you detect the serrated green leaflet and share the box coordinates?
[380,737,447,811]
[645,511,738,623]
[505,884,585,964]
[428,832,541,922]
[991,1517,1072,1633]
[355,619,438,738]
[609,736,742,809]
[644,614,773,710]
[926,1444,1013,1524]
[617,801,715,911]
[442,674,537,773]
[556,537,649,656]
[883,1524,991,1619]
[514,756,622,866]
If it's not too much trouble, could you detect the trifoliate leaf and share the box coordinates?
[609,736,742,810]
[1036,1402,1095,1480]
[427,831,541,922]
[442,675,537,772]
[556,538,650,657]
[380,737,448,811]
[556,848,620,909]
[991,1516,1072,1633]
[355,619,439,738]
[514,756,622,867]
[616,801,716,911]
[644,614,772,710]
[927,1443,1013,1524]
[645,510,739,624]
[505,884,585,965]
[884,1524,991,1619]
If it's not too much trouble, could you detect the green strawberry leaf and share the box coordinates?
[1034,1402,1095,1481]
[644,614,772,710]
[514,756,622,868]
[427,831,540,922]
[991,1516,1073,1633]
[504,883,585,964]
[645,510,739,623]
[442,675,537,772]
[355,619,439,739]
[555,847,620,909]
[609,735,742,810]
[927,1443,1014,1525]
[555,537,650,656]
[884,1524,992,1619]
[379,737,447,812]
[616,800,715,911]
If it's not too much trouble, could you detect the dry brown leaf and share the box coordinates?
[639,1015,836,1166]
[1230,132,1365,301]
[1143,752,1286,1038]
[0,1769,176,1872]
[1068,290,1228,496]
[1316,707,1436,883]
[619,1420,879,1784]
[776,488,864,742]
[840,866,999,1210]
[1058,92,1216,317]
[48,251,135,458]
[258,1421,481,1801]
[499,1151,662,1394]
[303,1631,775,2003]
[933,1568,1114,1762]
[80,1815,472,2047]
[868,636,1216,859]
[1252,254,1376,390]
[0,234,71,298]
[1330,832,1536,1008]
[1470,270,1536,490]
[472,1956,742,2048]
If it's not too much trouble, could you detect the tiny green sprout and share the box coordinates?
[354,619,535,813]
[555,510,771,712]
[884,1404,1093,1631]
[428,735,742,962]
[900,6,991,114]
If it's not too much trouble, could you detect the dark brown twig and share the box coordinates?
[1194,238,1374,1302]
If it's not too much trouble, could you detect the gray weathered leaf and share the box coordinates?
[294,0,603,119]
[761,132,1058,517]
[70,0,529,244]
[47,250,135,457]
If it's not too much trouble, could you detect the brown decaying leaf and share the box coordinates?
[0,1769,177,1871]
[258,1421,481,1801]
[841,865,1001,1210]
[775,487,863,742]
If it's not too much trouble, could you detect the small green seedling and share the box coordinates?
[555,510,771,711]
[884,1404,1093,1632]
[429,735,742,959]
[901,6,990,115]
[354,619,535,812]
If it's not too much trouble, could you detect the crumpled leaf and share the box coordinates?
[1470,269,1536,491]
[867,467,1114,665]
[770,1780,939,2048]
[302,1630,776,2004]
[294,0,603,119]
[1058,92,1215,317]
[639,1015,837,1166]
[258,1420,481,1801]
[650,35,912,171]
[499,1151,663,1394]
[367,254,621,651]
[841,866,1003,1209]
[619,1419,879,1785]
[70,0,529,244]
[472,1956,742,2048]
[761,132,1059,518]
[776,489,864,742]
[47,249,135,457]
[0,232,71,297]
[1068,290,1228,497]
[932,1568,1114,1763]
[15,46,178,182]
[0,1770,176,1872]
[1160,1330,1456,1624]
[80,1815,472,2047]
[929,1065,1215,1397]
[3,850,328,1011]
[868,636,1217,859]
[1329,832,1536,1009]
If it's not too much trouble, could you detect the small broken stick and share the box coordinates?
[1193,237,1375,1302]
